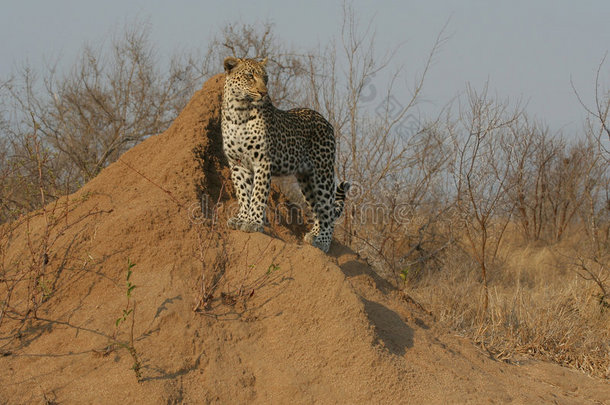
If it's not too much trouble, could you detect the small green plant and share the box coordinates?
[115,259,136,328]
[399,267,409,282]
[266,263,280,275]
[37,278,52,301]
[110,258,141,381]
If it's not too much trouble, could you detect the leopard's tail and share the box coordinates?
[333,181,351,220]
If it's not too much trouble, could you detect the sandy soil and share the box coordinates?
[1,75,608,404]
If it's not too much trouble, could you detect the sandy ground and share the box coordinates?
[1,75,608,404]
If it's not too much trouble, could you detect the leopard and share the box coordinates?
[221,57,350,253]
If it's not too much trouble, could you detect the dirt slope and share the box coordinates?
[1,75,608,404]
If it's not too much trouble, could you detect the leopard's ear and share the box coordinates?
[259,57,268,67]
[224,57,241,73]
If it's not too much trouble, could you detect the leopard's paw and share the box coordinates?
[227,216,245,230]
[239,221,264,233]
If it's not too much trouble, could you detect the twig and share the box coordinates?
[117,158,184,209]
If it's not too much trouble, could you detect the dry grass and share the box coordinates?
[410,239,610,378]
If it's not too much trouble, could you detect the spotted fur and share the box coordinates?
[221,57,349,252]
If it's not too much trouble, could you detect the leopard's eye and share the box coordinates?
[245,72,254,80]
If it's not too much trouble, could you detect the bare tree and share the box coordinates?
[6,24,198,180]
[296,5,452,283]
[565,54,609,307]
[501,118,557,241]
[200,21,309,108]
[449,83,522,312]
[44,25,197,180]
[0,24,201,221]
[574,54,610,158]
[545,141,598,241]
[303,5,449,197]
[572,153,609,307]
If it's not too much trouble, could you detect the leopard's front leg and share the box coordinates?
[227,163,253,230]
[242,163,271,233]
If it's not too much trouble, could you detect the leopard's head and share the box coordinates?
[223,57,269,104]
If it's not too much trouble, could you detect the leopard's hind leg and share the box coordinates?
[307,171,336,253]
[296,173,320,244]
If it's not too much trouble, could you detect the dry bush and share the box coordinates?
[191,182,230,313]
[0,24,201,223]
[448,83,522,311]
[0,120,106,334]
[411,241,610,378]
[501,122,598,244]
[491,110,605,247]
[544,140,599,241]
[407,61,610,378]
[570,132,609,310]
[565,56,610,311]
[501,119,557,242]
[0,108,70,223]
[190,194,284,319]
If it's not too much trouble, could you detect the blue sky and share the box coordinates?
[1,0,609,134]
